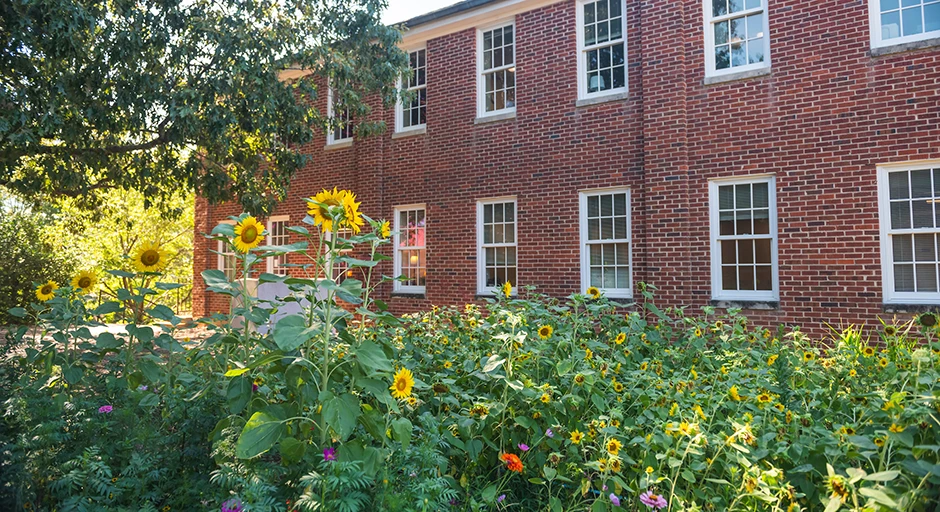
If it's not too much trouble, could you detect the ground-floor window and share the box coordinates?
[393,205,427,293]
[217,220,237,280]
[579,188,632,298]
[477,198,517,295]
[267,216,290,276]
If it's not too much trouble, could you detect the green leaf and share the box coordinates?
[482,355,505,373]
[63,366,83,384]
[481,484,498,504]
[273,314,313,352]
[138,358,162,383]
[211,223,235,237]
[148,304,177,322]
[92,301,123,315]
[7,307,27,318]
[224,367,252,377]
[858,488,898,508]
[354,340,393,374]
[279,437,306,464]
[391,417,413,449]
[139,393,160,407]
[236,412,284,459]
[863,470,900,482]
[107,269,136,278]
[322,393,360,442]
[154,282,185,290]
[227,376,252,414]
[95,332,123,350]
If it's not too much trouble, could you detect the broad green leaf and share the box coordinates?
[482,355,505,373]
[92,301,123,316]
[63,366,83,384]
[354,340,393,374]
[95,332,123,350]
[322,393,360,441]
[139,393,160,407]
[148,304,177,322]
[858,488,898,508]
[236,412,284,459]
[391,417,413,449]
[227,376,252,414]
[138,358,162,383]
[863,470,899,482]
[279,437,306,464]
[273,314,313,352]
[7,307,27,317]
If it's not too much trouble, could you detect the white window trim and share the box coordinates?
[476,197,519,295]
[395,46,428,134]
[708,175,779,302]
[476,19,517,119]
[266,215,290,275]
[216,220,237,280]
[578,187,633,299]
[702,0,772,79]
[326,85,352,146]
[868,0,940,49]
[393,204,427,294]
[575,0,628,101]
[877,160,940,304]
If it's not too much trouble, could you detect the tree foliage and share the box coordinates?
[0,0,406,213]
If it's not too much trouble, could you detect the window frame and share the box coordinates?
[869,0,940,49]
[702,0,772,79]
[877,160,940,305]
[708,175,779,302]
[326,84,353,146]
[579,187,633,299]
[575,0,629,101]
[476,19,517,119]
[216,220,237,281]
[393,204,427,294]
[266,215,290,276]
[476,197,519,295]
[395,46,428,133]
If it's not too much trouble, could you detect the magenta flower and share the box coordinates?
[221,499,243,512]
[252,383,258,392]
[610,493,621,507]
[640,490,668,509]
[497,494,506,503]
[323,447,337,462]
[545,428,554,438]
[98,405,113,414]
[517,443,530,452]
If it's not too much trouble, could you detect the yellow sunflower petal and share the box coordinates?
[134,242,170,273]
[233,216,265,252]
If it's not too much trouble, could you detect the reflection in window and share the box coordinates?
[394,207,426,292]
[879,0,940,41]
[581,0,627,95]
[479,200,517,292]
[706,0,768,74]
[480,24,516,114]
[581,190,631,296]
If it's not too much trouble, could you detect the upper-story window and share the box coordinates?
[704,0,771,78]
[327,85,352,145]
[577,0,627,100]
[266,216,290,276]
[878,161,940,304]
[396,48,427,132]
[478,22,516,117]
[871,0,940,48]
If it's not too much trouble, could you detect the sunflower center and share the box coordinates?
[78,277,91,288]
[396,379,407,391]
[41,285,52,294]
[141,249,161,266]
[241,226,258,243]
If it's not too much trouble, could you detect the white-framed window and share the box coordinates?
[708,176,778,301]
[870,0,940,48]
[877,161,940,304]
[576,0,627,100]
[266,216,290,276]
[396,47,427,132]
[393,205,427,293]
[703,0,771,78]
[328,228,354,282]
[579,188,632,298]
[477,198,518,295]
[217,220,237,281]
[327,85,353,145]
[477,21,516,117]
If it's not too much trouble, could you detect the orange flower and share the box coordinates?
[501,453,523,473]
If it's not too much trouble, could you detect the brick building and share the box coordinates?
[193,0,940,335]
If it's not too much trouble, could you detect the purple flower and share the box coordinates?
[98,405,113,414]
[603,485,608,491]
[497,494,506,503]
[323,447,337,462]
[610,493,621,507]
[221,499,243,512]
[252,384,258,392]
[545,428,554,438]
[639,490,668,510]
[517,443,530,452]
[137,385,148,391]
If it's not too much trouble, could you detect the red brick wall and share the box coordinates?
[194,0,940,337]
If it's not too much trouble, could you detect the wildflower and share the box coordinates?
[570,429,584,444]
[390,368,415,399]
[610,458,622,472]
[538,325,553,339]
[720,365,729,375]
[774,403,785,411]
[879,358,888,368]
[233,216,265,252]
[134,242,169,272]
[586,286,601,299]
[111,477,119,483]
[502,281,512,298]
[574,374,586,385]
[918,312,938,328]
[71,271,98,293]
[518,443,530,452]
[613,382,624,392]
[606,438,623,456]
[640,362,649,371]
[497,494,506,503]
[501,453,523,472]
[863,346,875,357]
[803,351,815,362]
[138,385,148,391]
[729,386,743,401]
[407,396,418,406]
[848,369,857,377]
[694,328,703,337]
[221,499,244,512]
[540,393,551,403]
[98,405,113,414]
[693,404,707,420]
[840,425,856,436]
[615,332,626,345]
[585,348,593,360]
[646,466,654,474]
[532,411,541,419]
[874,436,885,447]
[379,220,391,238]
[323,447,337,461]
[443,361,453,369]
[669,402,678,415]
[597,458,608,471]
[163,507,171,512]
[639,490,668,509]
[884,325,898,336]
[889,423,905,433]
[610,493,621,507]
[785,410,793,423]
[35,280,58,301]
[767,354,778,366]
[826,475,849,503]
[757,393,772,404]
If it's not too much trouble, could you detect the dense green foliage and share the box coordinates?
[0,0,406,213]
[2,193,939,511]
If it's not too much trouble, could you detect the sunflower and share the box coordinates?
[884,325,898,336]
[729,385,743,401]
[71,271,98,293]
[848,369,857,377]
[610,459,622,472]
[502,281,512,298]
[379,220,391,238]
[826,475,849,503]
[339,190,365,234]
[613,382,624,392]
[639,362,649,371]
[540,393,551,403]
[538,325,553,339]
[35,280,58,301]
[406,396,418,406]
[918,312,938,328]
[878,358,888,368]
[803,351,816,362]
[757,393,772,404]
[133,242,169,273]
[597,458,608,471]
[862,346,875,357]
[389,367,415,399]
[586,286,601,299]
[694,328,703,337]
[443,361,453,369]
[646,466,655,474]
[614,332,626,345]
[889,423,904,433]
[233,216,265,252]
[873,436,885,447]
[307,188,345,232]
[606,438,622,456]
[840,426,856,436]
[569,429,584,444]
[767,354,778,366]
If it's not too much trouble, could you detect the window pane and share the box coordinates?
[715,20,729,45]
[927,3,940,32]
[748,40,764,64]
[614,217,627,239]
[752,182,769,207]
[716,46,730,69]
[738,266,755,290]
[735,184,751,208]
[913,199,934,228]
[745,0,761,8]
[721,240,736,264]
[588,219,600,240]
[754,238,772,264]
[722,265,737,290]
[719,185,734,209]
[891,201,912,229]
[881,0,899,10]
[731,42,746,66]
[746,13,763,38]
[882,11,901,39]
[736,210,752,235]
[616,242,629,265]
[911,169,932,198]
[902,6,924,36]
[753,209,770,234]
[601,218,613,239]
[719,211,735,235]
[756,266,772,290]
[713,0,727,17]
[729,0,744,14]
[505,202,515,221]
[914,233,936,261]
[917,264,938,291]
[731,17,746,41]
[889,171,909,199]
[738,239,754,264]
[895,264,915,291]
[893,234,913,262]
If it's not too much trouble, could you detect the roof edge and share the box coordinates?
[400,0,503,29]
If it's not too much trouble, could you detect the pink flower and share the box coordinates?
[545,428,554,438]
[323,447,337,462]
[221,499,243,512]
[640,490,668,509]
[98,405,113,414]
[497,494,505,503]
[517,443,530,452]
[610,493,621,507]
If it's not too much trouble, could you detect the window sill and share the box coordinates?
[710,299,778,310]
[474,111,516,124]
[882,303,940,314]
[871,36,940,57]
[392,126,427,139]
[575,91,629,108]
[703,66,771,86]
[324,140,353,151]
[391,292,426,300]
